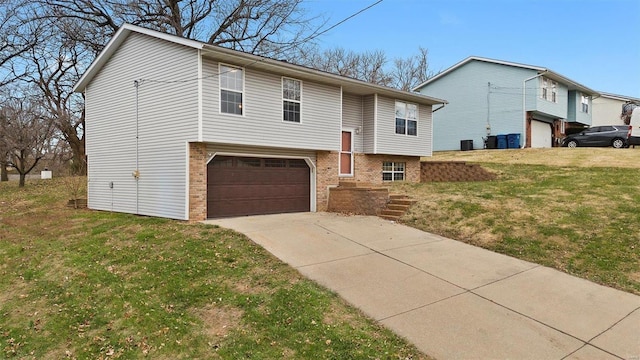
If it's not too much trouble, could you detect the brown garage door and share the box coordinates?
[207,156,310,218]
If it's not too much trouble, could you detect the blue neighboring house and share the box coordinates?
[413,57,599,151]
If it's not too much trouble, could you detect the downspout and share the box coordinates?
[522,71,547,148]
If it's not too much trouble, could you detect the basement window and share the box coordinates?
[382,162,405,181]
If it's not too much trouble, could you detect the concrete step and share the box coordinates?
[380,209,405,217]
[339,181,376,188]
[388,199,415,206]
[387,204,411,211]
[389,194,410,200]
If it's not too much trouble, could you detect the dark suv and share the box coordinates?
[561,125,631,148]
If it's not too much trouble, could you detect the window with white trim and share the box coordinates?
[220,64,243,115]
[382,162,405,181]
[395,101,417,136]
[581,94,589,113]
[283,77,301,122]
[540,77,558,103]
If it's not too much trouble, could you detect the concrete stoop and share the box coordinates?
[379,194,416,221]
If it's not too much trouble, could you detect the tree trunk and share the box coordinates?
[0,161,7,182]
[19,173,25,187]
[64,127,86,175]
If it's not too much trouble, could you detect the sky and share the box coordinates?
[304,0,640,98]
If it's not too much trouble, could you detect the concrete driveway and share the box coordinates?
[207,212,640,360]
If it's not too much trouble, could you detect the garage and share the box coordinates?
[207,156,310,218]
[531,120,552,148]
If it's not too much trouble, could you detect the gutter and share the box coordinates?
[432,103,446,112]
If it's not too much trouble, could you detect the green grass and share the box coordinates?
[0,179,430,359]
[396,159,640,295]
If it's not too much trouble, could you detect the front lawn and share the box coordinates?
[0,179,430,359]
[396,148,640,294]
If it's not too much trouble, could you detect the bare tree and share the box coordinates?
[30,0,320,57]
[24,29,88,174]
[390,47,434,91]
[298,46,434,90]
[0,1,43,87]
[0,110,8,182]
[10,0,323,175]
[1,94,54,187]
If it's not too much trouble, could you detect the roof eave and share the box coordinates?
[413,56,599,97]
[201,44,446,105]
[542,70,599,96]
[74,23,447,105]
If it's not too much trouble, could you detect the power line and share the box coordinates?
[136,0,385,86]
[302,0,384,44]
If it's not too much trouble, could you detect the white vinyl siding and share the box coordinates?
[374,96,431,156]
[202,58,340,151]
[362,95,376,153]
[342,93,364,153]
[85,32,198,220]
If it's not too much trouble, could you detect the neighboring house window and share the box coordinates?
[382,162,405,181]
[220,64,243,115]
[540,77,558,103]
[395,101,418,136]
[283,77,301,122]
[581,94,589,113]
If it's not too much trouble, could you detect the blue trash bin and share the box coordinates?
[507,133,521,149]
[497,135,508,149]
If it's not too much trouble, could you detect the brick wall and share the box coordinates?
[316,151,339,211]
[421,161,496,182]
[316,152,421,211]
[353,154,421,184]
[189,142,207,221]
[327,186,389,215]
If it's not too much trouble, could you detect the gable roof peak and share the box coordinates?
[413,55,598,96]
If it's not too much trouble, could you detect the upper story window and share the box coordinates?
[220,64,243,115]
[395,101,418,136]
[282,77,301,123]
[581,93,589,113]
[541,77,558,103]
